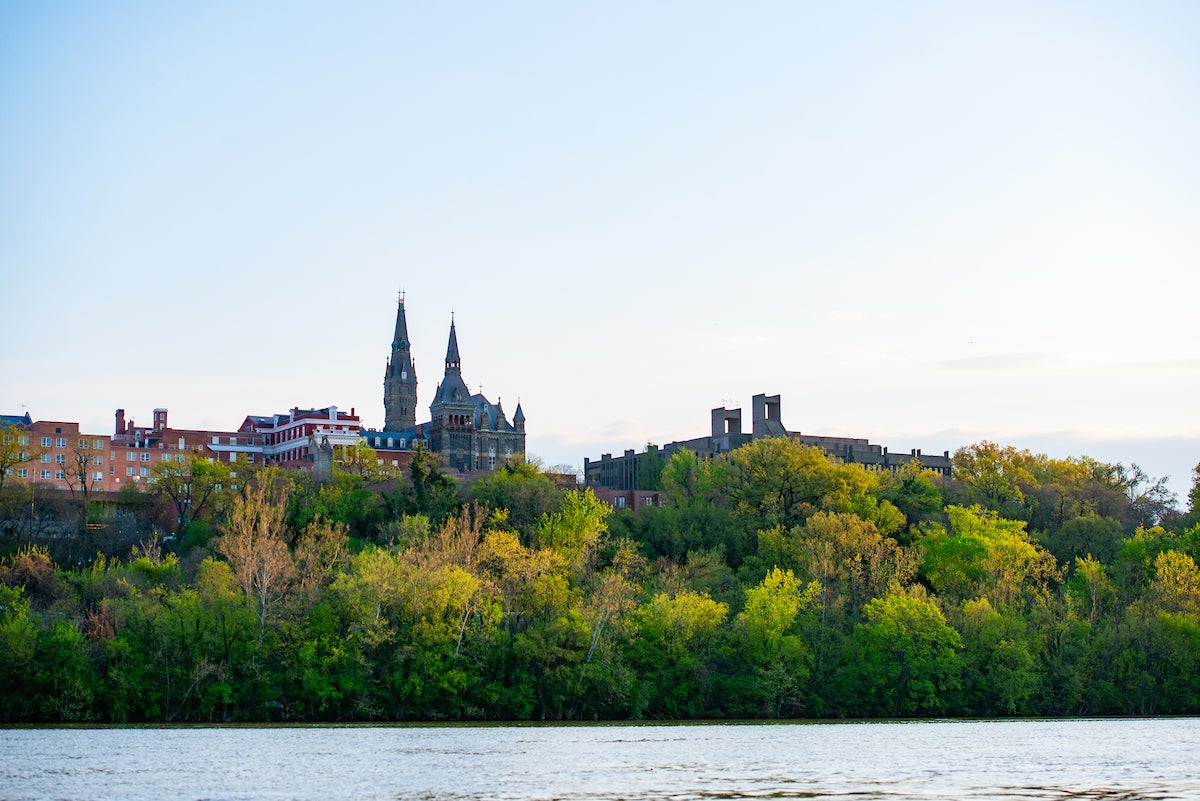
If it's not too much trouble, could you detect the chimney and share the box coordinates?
[115,409,125,436]
[153,408,168,431]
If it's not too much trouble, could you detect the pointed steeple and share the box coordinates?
[384,291,418,431]
[392,291,411,353]
[444,316,462,376]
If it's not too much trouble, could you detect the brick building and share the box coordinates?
[240,405,362,470]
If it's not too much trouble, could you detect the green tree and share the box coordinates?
[735,567,821,716]
[151,455,233,540]
[627,590,729,718]
[719,437,875,531]
[852,593,963,717]
[468,459,563,543]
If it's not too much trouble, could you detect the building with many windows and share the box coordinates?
[585,393,952,492]
[239,406,362,470]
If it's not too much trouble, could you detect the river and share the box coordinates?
[3,718,1198,800]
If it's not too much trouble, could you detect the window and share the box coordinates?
[126,452,136,461]
[163,453,172,461]
[54,470,64,480]
[139,467,150,477]
[55,437,66,448]
[93,471,103,481]
[17,468,27,479]
[94,439,103,449]
[374,437,381,446]
[41,437,52,447]
[387,438,394,448]
[79,440,89,449]
[40,454,50,464]
[55,454,65,465]
[41,469,52,480]
[212,436,219,445]
[18,435,28,446]
[92,456,103,465]
[140,453,150,462]
[126,467,135,477]
[398,439,406,449]
[108,467,114,476]
[616,497,626,509]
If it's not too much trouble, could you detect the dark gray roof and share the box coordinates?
[433,374,473,405]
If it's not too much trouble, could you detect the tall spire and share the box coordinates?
[384,291,418,431]
[444,316,461,376]
[392,290,410,353]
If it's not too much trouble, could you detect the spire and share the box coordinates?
[384,292,418,431]
[387,291,416,382]
[444,317,461,376]
[392,290,410,353]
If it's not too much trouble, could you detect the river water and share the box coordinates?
[2,718,1198,800]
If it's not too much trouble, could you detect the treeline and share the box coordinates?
[2,440,1199,722]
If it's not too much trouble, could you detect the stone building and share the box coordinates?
[374,296,525,473]
[585,392,951,491]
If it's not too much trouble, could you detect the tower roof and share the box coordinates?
[444,318,461,376]
[392,292,411,353]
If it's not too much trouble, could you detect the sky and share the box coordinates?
[2,2,1198,504]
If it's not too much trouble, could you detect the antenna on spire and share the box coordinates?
[398,288,406,304]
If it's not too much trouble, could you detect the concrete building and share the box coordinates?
[585,393,952,492]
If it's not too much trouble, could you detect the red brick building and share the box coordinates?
[240,406,361,469]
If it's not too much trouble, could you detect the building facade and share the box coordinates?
[585,392,952,491]
[239,406,362,470]
[374,296,526,474]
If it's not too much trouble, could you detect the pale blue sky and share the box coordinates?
[3,2,1198,502]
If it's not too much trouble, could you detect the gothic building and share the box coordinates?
[383,295,418,431]
[379,296,525,473]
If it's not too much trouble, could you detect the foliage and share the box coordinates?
[2,435,1199,722]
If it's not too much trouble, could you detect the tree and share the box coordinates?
[951,441,1037,515]
[853,593,963,717]
[468,459,563,543]
[920,506,1059,611]
[627,590,729,717]
[334,441,400,483]
[217,481,295,648]
[0,422,37,498]
[719,437,875,531]
[59,438,105,525]
[1118,463,1178,528]
[1189,461,1200,515]
[151,455,233,540]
